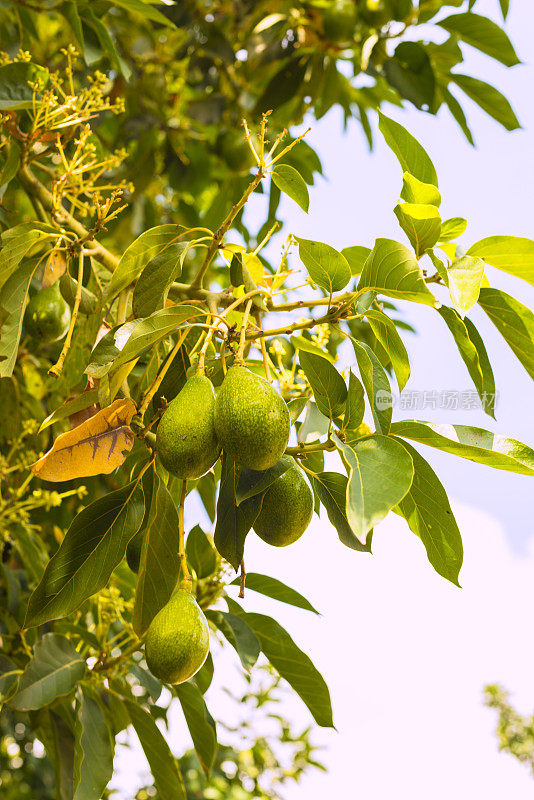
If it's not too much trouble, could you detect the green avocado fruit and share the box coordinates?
[24,283,71,343]
[323,0,357,42]
[214,364,290,471]
[253,462,313,547]
[145,589,210,685]
[156,374,220,479]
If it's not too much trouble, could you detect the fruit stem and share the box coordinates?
[48,248,85,379]
[236,298,253,362]
[178,479,192,591]
[138,328,189,417]
[260,336,272,382]
[285,439,336,455]
[238,559,246,598]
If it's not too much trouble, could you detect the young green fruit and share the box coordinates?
[254,463,313,547]
[24,283,71,343]
[214,365,290,471]
[145,589,209,685]
[156,374,220,479]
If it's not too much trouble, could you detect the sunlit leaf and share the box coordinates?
[357,238,436,305]
[25,480,145,627]
[299,350,347,420]
[73,687,115,800]
[9,634,85,711]
[206,610,260,672]
[272,164,309,212]
[132,470,180,636]
[296,237,351,293]
[175,682,217,777]
[230,572,319,613]
[478,287,534,380]
[365,310,411,391]
[123,699,186,800]
[446,255,485,316]
[390,420,534,475]
[394,440,463,585]
[378,112,438,186]
[438,12,520,67]
[334,433,414,545]
[311,471,371,552]
[466,235,534,287]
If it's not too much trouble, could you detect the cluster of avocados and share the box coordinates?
[156,362,313,547]
[143,361,314,686]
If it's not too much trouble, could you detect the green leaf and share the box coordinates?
[106,225,183,301]
[383,42,435,110]
[440,84,475,146]
[450,74,520,131]
[9,634,85,711]
[365,310,411,391]
[357,239,436,305]
[478,287,534,380]
[124,698,186,800]
[378,112,438,186]
[0,257,39,378]
[291,333,335,363]
[446,254,485,316]
[272,164,309,212]
[299,350,347,420]
[61,1,85,49]
[230,572,319,614]
[0,140,21,189]
[175,682,217,777]
[105,305,204,375]
[35,707,75,800]
[390,420,534,475]
[25,481,145,627]
[466,236,534,287]
[400,172,441,207]
[194,652,214,695]
[206,610,260,672]
[438,306,496,416]
[236,455,293,506]
[39,390,100,433]
[214,456,262,570]
[73,688,114,800]
[0,655,21,703]
[295,237,351,293]
[439,217,467,242]
[132,472,180,636]
[186,526,218,579]
[130,664,162,702]
[132,242,185,318]
[351,339,392,434]
[0,62,49,110]
[80,8,123,73]
[394,203,442,258]
[106,0,176,27]
[341,245,372,275]
[500,0,510,19]
[342,371,365,431]
[438,12,520,67]
[234,610,334,728]
[334,433,414,545]
[311,471,371,552]
[394,440,463,585]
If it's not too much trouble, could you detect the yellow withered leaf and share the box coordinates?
[42,250,67,288]
[31,398,137,482]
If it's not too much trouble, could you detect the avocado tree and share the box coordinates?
[0,2,533,798]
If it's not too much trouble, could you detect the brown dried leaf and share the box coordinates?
[31,398,137,482]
